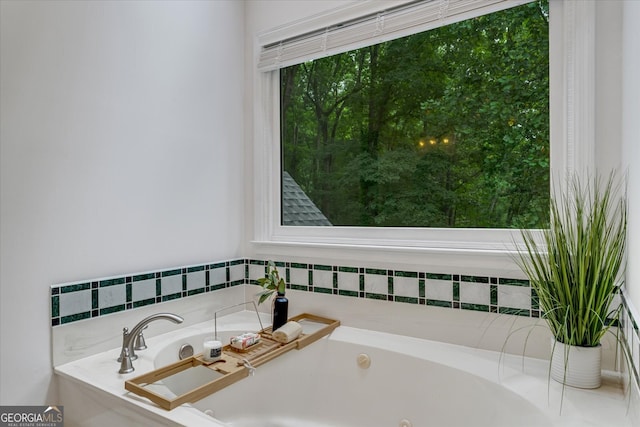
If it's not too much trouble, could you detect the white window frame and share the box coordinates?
[250,0,595,270]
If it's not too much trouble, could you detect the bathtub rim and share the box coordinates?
[55,310,632,427]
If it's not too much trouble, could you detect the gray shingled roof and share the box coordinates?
[282,171,332,226]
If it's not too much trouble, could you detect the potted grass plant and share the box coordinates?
[515,172,627,389]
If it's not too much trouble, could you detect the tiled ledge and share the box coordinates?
[50,256,639,391]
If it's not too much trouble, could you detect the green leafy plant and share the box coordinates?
[256,261,286,305]
[516,172,627,347]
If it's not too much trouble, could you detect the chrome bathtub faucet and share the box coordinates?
[118,312,184,374]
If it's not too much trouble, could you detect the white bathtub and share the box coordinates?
[55,312,632,427]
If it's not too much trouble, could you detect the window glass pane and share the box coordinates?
[281,1,549,228]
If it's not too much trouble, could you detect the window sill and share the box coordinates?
[249,237,527,276]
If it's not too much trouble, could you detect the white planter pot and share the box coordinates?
[550,340,602,389]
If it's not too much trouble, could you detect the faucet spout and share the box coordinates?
[118,312,183,374]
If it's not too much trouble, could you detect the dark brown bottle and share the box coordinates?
[272,292,288,331]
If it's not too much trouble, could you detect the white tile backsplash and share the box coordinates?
[229,263,244,282]
[365,272,387,294]
[338,270,359,292]
[249,263,265,282]
[98,285,125,308]
[426,279,453,301]
[290,267,309,287]
[187,270,205,291]
[460,281,490,305]
[60,290,91,317]
[210,267,226,286]
[498,285,531,309]
[132,278,156,301]
[161,274,182,295]
[394,276,418,298]
[313,269,333,288]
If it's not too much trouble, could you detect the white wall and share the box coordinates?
[0,0,245,405]
[622,0,640,314]
[245,0,350,33]
[595,1,623,172]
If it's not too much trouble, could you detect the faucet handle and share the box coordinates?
[117,328,128,362]
[134,325,148,351]
[117,327,138,362]
[119,346,134,374]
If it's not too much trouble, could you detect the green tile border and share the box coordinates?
[395,296,418,304]
[461,303,490,312]
[61,283,90,293]
[461,275,489,283]
[47,258,603,331]
[338,289,358,297]
[499,307,530,317]
[394,270,418,278]
[100,305,125,316]
[426,273,452,281]
[61,312,90,324]
[100,278,125,287]
[188,288,206,297]
[427,299,452,308]
[51,296,59,317]
[50,259,540,327]
[133,298,155,308]
[133,273,155,282]
[161,268,182,277]
[499,278,529,286]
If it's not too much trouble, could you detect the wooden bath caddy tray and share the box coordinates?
[124,313,340,410]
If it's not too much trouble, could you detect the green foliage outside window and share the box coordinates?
[281,1,549,228]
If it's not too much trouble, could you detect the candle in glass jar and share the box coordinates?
[202,339,222,362]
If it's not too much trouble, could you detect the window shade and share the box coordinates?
[258,0,533,72]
